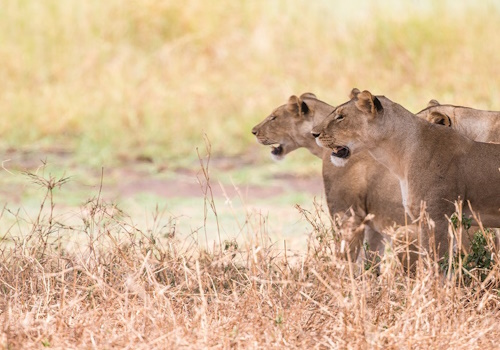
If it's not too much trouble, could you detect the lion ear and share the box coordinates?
[349,88,360,99]
[299,92,316,100]
[298,93,315,116]
[287,95,301,114]
[300,99,311,115]
[355,90,382,118]
[427,99,440,107]
[287,94,312,116]
[428,111,451,126]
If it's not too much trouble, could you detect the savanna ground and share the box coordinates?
[2,1,500,348]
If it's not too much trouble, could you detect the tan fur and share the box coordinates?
[252,94,406,261]
[416,101,500,143]
[416,100,500,249]
[427,99,440,108]
[312,90,500,258]
[251,93,328,159]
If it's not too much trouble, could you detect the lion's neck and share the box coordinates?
[305,137,325,158]
[453,109,500,143]
[308,141,324,158]
[304,106,336,159]
[299,120,327,159]
[362,106,425,180]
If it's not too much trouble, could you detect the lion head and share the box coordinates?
[251,93,332,160]
[311,89,383,166]
[415,100,452,127]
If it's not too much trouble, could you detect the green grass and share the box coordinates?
[1,0,500,167]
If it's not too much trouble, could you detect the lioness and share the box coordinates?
[417,100,500,246]
[416,100,500,143]
[252,93,406,260]
[416,100,500,249]
[312,90,500,258]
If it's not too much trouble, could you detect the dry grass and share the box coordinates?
[1,1,500,166]
[2,1,500,348]
[1,162,500,349]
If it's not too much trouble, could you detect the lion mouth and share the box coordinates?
[271,143,283,156]
[331,146,350,159]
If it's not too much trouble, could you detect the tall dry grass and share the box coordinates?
[1,1,500,166]
[2,3,500,347]
[1,160,500,349]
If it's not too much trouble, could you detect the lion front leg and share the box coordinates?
[417,202,454,261]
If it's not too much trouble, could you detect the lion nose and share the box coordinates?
[251,128,258,135]
[311,131,320,138]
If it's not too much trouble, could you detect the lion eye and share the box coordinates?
[270,115,277,121]
[335,114,344,121]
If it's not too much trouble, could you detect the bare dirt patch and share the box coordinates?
[1,150,324,203]
[114,167,323,200]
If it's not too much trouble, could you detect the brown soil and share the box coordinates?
[113,167,324,200]
[1,151,324,202]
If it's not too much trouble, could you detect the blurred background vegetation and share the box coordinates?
[2,0,500,169]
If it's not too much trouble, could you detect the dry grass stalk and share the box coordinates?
[1,165,500,349]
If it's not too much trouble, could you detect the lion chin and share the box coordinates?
[329,146,350,167]
[270,144,285,161]
[330,154,349,167]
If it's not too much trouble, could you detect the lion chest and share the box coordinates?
[398,177,422,221]
[399,178,412,218]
